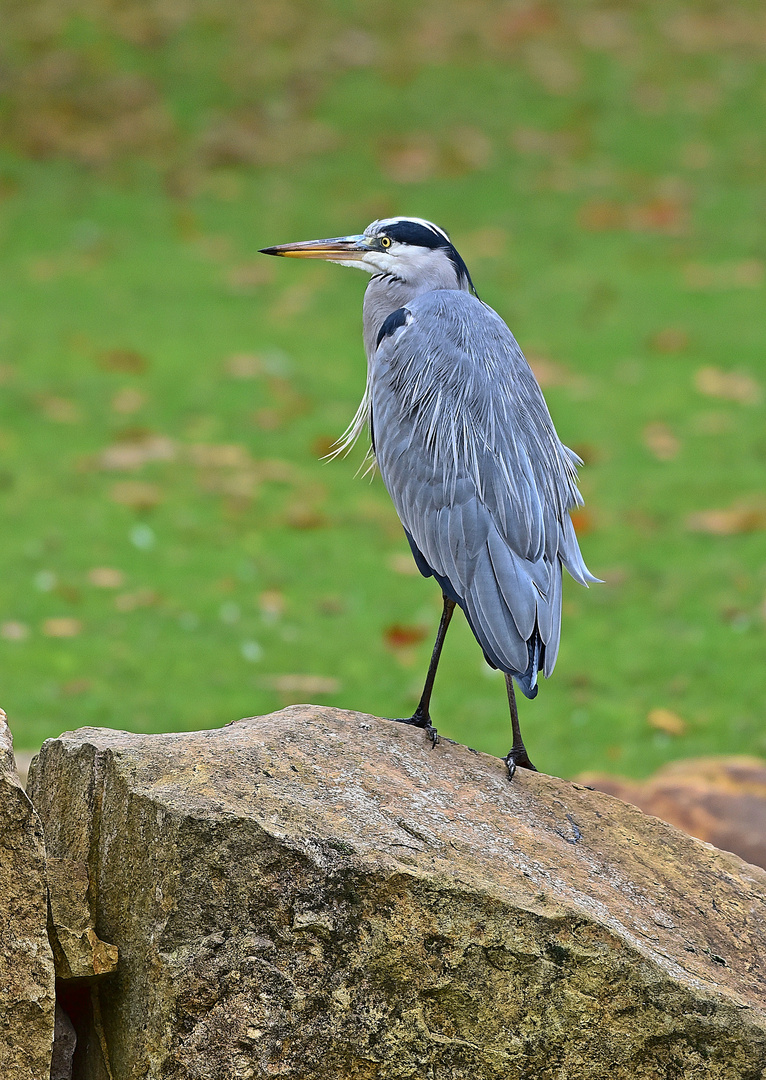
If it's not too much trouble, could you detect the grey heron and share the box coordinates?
[261,217,598,778]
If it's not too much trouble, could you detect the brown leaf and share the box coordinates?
[628,198,687,235]
[284,505,325,530]
[526,353,575,388]
[642,422,680,461]
[311,435,338,459]
[97,349,149,374]
[649,328,689,354]
[37,395,81,423]
[224,354,264,379]
[511,127,580,158]
[109,481,163,510]
[381,135,439,184]
[186,443,252,468]
[525,44,581,95]
[569,509,593,536]
[61,678,92,696]
[111,388,147,414]
[42,617,81,638]
[647,708,687,736]
[258,591,285,621]
[98,436,176,470]
[114,589,159,612]
[387,553,420,576]
[88,567,125,588]
[577,200,625,231]
[694,367,761,405]
[686,507,766,536]
[684,260,764,291]
[225,263,274,292]
[261,674,340,696]
[384,624,428,649]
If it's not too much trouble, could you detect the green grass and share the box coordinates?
[0,3,765,777]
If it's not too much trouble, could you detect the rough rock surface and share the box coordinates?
[580,756,766,870]
[0,708,55,1080]
[28,706,766,1080]
[46,855,119,980]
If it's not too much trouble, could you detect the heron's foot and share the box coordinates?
[504,746,538,781]
[387,710,440,748]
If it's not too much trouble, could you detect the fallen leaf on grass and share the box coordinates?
[684,260,764,291]
[578,199,687,234]
[526,353,575,388]
[37,396,82,423]
[97,349,149,374]
[384,624,429,649]
[225,263,275,291]
[647,708,687,736]
[98,435,176,470]
[578,201,624,231]
[196,470,259,499]
[186,443,252,468]
[61,678,91,696]
[694,367,761,405]
[88,567,125,588]
[284,504,326,530]
[109,481,163,510]
[261,674,340,696]
[686,507,766,535]
[259,591,285,621]
[643,422,680,461]
[42,617,81,638]
[224,354,263,379]
[1,621,29,641]
[649,328,689,353]
[380,134,439,183]
[311,435,339,459]
[111,388,147,414]
[114,589,159,612]
[387,553,420,576]
[569,509,593,536]
[511,127,580,158]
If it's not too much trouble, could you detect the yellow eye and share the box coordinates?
[380,236,392,248]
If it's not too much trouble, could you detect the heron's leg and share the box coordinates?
[388,594,455,747]
[503,674,538,780]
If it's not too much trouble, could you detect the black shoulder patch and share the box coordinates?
[376,306,410,348]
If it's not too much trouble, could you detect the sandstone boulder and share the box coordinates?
[0,708,55,1080]
[580,756,766,870]
[28,706,766,1080]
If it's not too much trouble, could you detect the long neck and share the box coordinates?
[362,270,469,360]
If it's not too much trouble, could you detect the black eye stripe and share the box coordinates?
[384,222,447,248]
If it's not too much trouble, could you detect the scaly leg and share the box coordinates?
[388,594,456,747]
[503,674,538,780]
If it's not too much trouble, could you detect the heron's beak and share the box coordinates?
[259,234,370,262]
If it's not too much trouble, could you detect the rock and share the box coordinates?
[0,708,55,1080]
[579,756,766,870]
[28,706,766,1080]
[46,856,119,980]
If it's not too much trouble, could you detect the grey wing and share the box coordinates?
[370,290,597,694]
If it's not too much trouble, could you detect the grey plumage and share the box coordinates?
[261,216,597,775]
[370,288,596,695]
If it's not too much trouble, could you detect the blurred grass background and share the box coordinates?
[0,0,764,777]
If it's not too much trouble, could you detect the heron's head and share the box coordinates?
[260,217,475,293]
